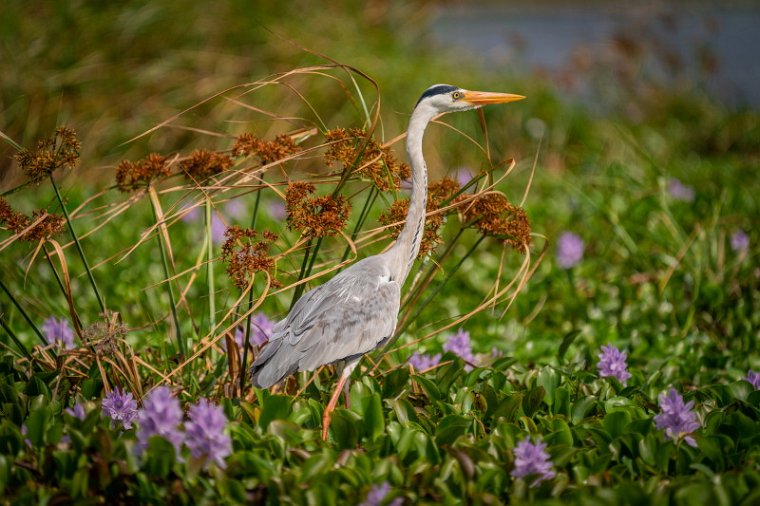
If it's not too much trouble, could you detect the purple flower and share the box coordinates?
[211,212,226,244]
[185,398,231,470]
[667,178,695,202]
[359,482,402,506]
[511,438,556,487]
[731,230,749,253]
[596,345,632,386]
[235,313,274,349]
[744,370,760,390]
[65,402,86,421]
[455,167,474,188]
[102,387,138,430]
[654,388,700,447]
[408,352,442,371]
[556,232,584,269]
[225,199,247,219]
[443,328,476,368]
[21,424,32,448]
[181,205,201,223]
[42,317,75,350]
[135,386,184,457]
[268,200,286,220]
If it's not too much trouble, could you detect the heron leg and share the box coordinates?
[322,360,358,441]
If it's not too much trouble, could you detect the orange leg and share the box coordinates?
[321,360,358,441]
[321,373,349,440]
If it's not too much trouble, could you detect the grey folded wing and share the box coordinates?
[251,261,401,388]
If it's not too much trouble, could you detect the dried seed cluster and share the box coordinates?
[180,150,233,181]
[232,133,299,164]
[285,182,351,239]
[15,127,81,184]
[324,128,410,192]
[0,198,65,241]
[115,153,171,192]
[83,310,127,355]
[460,193,532,250]
[222,226,279,290]
[379,178,461,257]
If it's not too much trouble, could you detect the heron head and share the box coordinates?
[415,84,525,114]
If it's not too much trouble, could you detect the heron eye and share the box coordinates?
[452,91,462,100]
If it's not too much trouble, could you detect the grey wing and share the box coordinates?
[251,259,401,388]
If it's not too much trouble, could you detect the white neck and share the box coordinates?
[386,103,438,283]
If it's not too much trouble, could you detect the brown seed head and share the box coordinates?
[233,133,299,164]
[324,128,410,191]
[180,150,233,181]
[459,193,531,250]
[15,127,81,185]
[0,198,65,242]
[115,153,171,192]
[285,181,351,239]
[222,226,280,290]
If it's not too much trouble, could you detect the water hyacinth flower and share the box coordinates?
[654,388,700,447]
[667,178,695,202]
[185,399,231,470]
[42,316,75,349]
[235,312,274,350]
[596,345,632,386]
[744,370,760,390]
[443,328,476,366]
[65,402,86,421]
[102,387,138,430]
[511,438,556,487]
[408,352,442,371]
[556,231,584,269]
[359,482,402,506]
[455,167,474,188]
[268,200,286,220]
[135,386,184,457]
[731,230,749,253]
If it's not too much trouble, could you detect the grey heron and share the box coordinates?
[251,84,525,440]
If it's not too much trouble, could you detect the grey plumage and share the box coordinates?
[250,84,525,396]
[251,256,399,387]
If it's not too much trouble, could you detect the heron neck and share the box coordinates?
[389,106,436,283]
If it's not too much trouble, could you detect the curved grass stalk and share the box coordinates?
[49,175,106,313]
[148,189,185,357]
[205,199,216,332]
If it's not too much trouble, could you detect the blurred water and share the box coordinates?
[431,3,760,108]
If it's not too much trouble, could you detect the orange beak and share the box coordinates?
[462,90,526,105]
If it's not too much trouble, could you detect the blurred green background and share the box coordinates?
[2,0,758,358]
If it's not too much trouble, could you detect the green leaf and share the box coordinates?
[382,368,410,398]
[522,387,545,417]
[259,394,291,430]
[571,397,597,424]
[329,408,360,449]
[537,366,560,407]
[492,394,523,423]
[25,406,51,447]
[557,330,580,360]
[0,455,9,495]
[602,410,632,439]
[143,436,176,479]
[435,415,472,446]
[544,419,573,447]
[364,392,385,441]
[415,375,442,401]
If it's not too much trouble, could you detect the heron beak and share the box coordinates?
[462,91,526,106]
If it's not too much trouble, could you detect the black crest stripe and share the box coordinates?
[415,84,458,108]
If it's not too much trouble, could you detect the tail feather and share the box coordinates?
[250,337,298,388]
